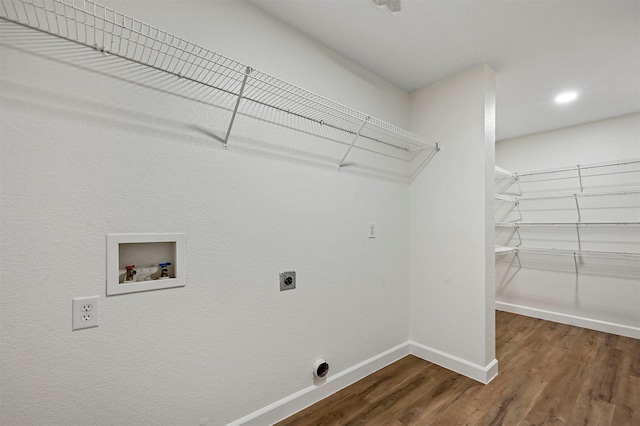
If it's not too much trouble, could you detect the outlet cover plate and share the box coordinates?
[72,296,100,330]
[280,271,296,291]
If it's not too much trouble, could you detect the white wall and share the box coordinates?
[0,1,413,424]
[495,113,640,336]
[409,64,497,382]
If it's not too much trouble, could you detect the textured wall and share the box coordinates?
[495,113,640,330]
[408,64,496,370]
[0,1,413,424]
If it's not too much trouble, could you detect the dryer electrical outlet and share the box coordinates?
[72,296,100,330]
[280,271,296,291]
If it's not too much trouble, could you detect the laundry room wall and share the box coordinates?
[0,1,414,424]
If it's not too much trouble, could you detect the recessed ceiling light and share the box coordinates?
[555,91,578,104]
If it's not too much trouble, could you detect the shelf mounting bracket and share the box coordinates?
[576,165,584,192]
[338,117,370,169]
[224,66,252,148]
[574,195,583,265]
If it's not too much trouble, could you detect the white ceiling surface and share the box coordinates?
[250,0,640,141]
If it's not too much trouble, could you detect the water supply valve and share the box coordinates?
[124,265,136,282]
[159,262,172,279]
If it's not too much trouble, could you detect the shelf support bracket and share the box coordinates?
[515,201,523,222]
[576,165,584,192]
[515,225,522,246]
[514,173,523,196]
[338,117,370,168]
[224,66,252,148]
[575,223,585,266]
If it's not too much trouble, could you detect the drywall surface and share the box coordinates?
[495,113,640,332]
[0,1,412,424]
[409,64,497,375]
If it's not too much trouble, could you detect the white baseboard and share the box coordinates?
[496,301,640,339]
[228,342,411,426]
[409,341,498,384]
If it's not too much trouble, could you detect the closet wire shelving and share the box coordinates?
[494,157,640,273]
[0,0,440,168]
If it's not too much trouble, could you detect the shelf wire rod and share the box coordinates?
[408,146,430,153]
[82,4,89,47]
[177,41,201,78]
[240,95,406,151]
[191,49,216,83]
[338,117,370,168]
[175,41,199,78]
[181,44,206,82]
[204,64,242,93]
[246,71,434,147]
[146,27,164,68]
[193,50,212,81]
[8,13,245,100]
[153,30,175,72]
[21,0,33,28]
[246,91,376,144]
[84,7,243,84]
[112,11,124,54]
[408,148,424,162]
[243,78,365,130]
[130,19,144,62]
[33,0,43,31]
[91,0,97,50]
[150,29,170,70]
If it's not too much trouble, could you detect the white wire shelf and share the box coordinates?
[496,221,640,227]
[496,246,640,261]
[495,188,640,202]
[0,0,440,167]
[494,166,515,178]
[495,193,516,202]
[495,246,518,255]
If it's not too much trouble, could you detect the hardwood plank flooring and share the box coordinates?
[277,311,639,425]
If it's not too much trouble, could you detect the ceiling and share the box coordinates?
[250,0,640,141]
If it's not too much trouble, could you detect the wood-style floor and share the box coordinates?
[277,311,639,425]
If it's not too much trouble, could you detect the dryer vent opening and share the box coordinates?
[313,359,329,378]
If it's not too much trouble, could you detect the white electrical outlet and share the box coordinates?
[72,296,100,330]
